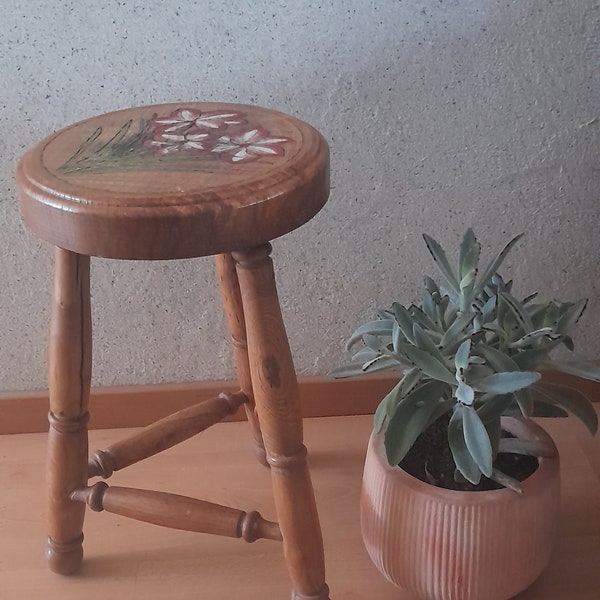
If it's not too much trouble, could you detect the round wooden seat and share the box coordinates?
[17,102,329,259]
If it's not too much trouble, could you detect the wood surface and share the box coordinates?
[233,244,329,599]
[0,374,398,435]
[87,391,247,478]
[46,248,92,574]
[71,483,282,542]
[1,371,595,436]
[215,252,266,463]
[16,102,329,259]
[1,413,598,599]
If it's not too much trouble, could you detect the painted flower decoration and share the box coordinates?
[151,108,245,132]
[145,129,210,154]
[58,106,289,173]
[211,128,289,163]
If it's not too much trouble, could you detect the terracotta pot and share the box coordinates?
[360,417,560,600]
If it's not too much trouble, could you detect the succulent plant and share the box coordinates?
[333,229,599,492]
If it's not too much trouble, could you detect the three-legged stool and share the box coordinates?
[16,102,330,599]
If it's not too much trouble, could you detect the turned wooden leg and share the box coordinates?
[216,252,267,465]
[46,248,92,574]
[233,244,330,600]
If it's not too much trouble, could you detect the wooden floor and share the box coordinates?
[1,414,599,599]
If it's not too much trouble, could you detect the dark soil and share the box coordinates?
[399,412,539,492]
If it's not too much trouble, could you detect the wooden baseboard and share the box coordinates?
[0,370,598,435]
[0,374,398,435]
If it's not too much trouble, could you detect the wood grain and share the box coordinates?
[16,102,329,259]
[1,413,598,599]
[87,391,247,478]
[46,248,92,574]
[0,373,399,435]
[234,244,329,599]
[71,483,282,542]
[215,252,266,463]
[0,371,595,436]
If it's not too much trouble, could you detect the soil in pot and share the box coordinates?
[399,412,539,492]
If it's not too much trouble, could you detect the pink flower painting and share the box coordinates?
[58,107,289,174]
[211,128,289,163]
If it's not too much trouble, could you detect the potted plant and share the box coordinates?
[333,229,599,600]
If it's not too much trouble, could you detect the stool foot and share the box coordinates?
[291,584,331,600]
[47,534,84,575]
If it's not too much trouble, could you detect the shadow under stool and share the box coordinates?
[16,102,331,600]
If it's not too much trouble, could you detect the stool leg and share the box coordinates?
[233,244,330,600]
[46,248,92,574]
[215,252,267,465]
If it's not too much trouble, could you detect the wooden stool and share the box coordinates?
[16,102,330,600]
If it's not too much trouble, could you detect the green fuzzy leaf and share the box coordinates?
[485,417,502,457]
[511,346,559,370]
[361,355,403,374]
[481,295,498,322]
[439,312,476,351]
[557,299,587,334]
[458,228,480,280]
[351,347,379,363]
[384,380,448,465]
[464,364,495,382]
[472,371,541,394]
[396,342,456,385]
[346,319,394,350]
[509,328,561,349]
[454,381,475,405]
[562,336,575,351]
[363,333,391,354]
[448,406,482,484]
[501,292,534,334]
[529,382,598,435]
[522,292,538,305]
[514,388,534,417]
[424,276,441,297]
[399,367,423,396]
[498,438,556,458]
[530,402,568,418]
[423,234,460,293]
[543,359,600,383]
[462,405,493,477]
[459,268,477,291]
[374,380,403,433]
[410,304,439,332]
[490,468,522,494]
[478,344,520,372]
[392,321,404,353]
[413,323,447,365]
[533,301,557,330]
[454,339,471,374]
[475,393,514,423]
[475,233,523,296]
[425,396,455,429]
[391,302,416,344]
[422,289,438,323]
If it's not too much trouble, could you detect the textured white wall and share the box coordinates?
[1,1,598,392]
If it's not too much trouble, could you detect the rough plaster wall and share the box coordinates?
[0,1,598,392]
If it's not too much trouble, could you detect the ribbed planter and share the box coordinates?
[361,418,560,600]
